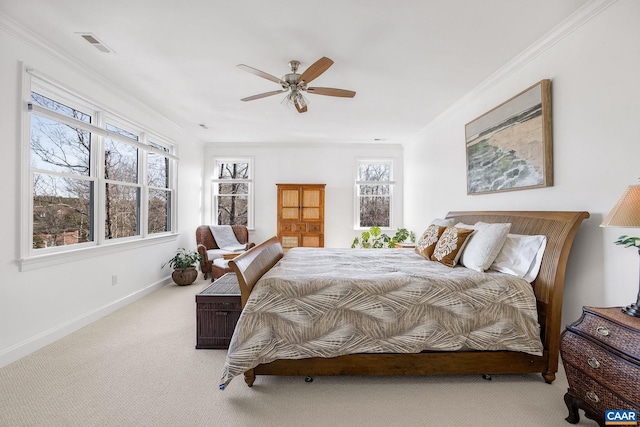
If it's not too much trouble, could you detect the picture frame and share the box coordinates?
[465,79,552,195]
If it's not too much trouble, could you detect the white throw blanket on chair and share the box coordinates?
[209,226,247,252]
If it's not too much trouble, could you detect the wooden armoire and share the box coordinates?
[276,184,325,250]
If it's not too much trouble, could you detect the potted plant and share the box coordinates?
[351,227,415,248]
[163,248,203,285]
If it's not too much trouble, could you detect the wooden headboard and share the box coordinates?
[444,211,589,359]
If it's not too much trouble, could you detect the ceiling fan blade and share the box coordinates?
[237,64,283,85]
[241,89,287,102]
[294,98,308,113]
[299,57,334,84]
[306,87,356,98]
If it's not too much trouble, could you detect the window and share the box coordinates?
[147,142,172,234]
[212,158,253,228]
[24,70,176,262]
[30,92,95,249]
[103,122,140,239]
[356,159,394,228]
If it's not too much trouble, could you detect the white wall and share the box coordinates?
[203,143,404,247]
[0,19,204,366]
[404,0,640,326]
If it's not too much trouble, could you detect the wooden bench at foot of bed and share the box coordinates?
[230,210,590,386]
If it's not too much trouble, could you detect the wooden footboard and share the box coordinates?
[228,236,283,307]
[229,211,589,386]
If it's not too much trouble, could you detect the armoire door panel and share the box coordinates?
[282,190,299,207]
[302,208,320,220]
[281,235,299,249]
[302,190,321,207]
[281,208,300,220]
[302,235,321,247]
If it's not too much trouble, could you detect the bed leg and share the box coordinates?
[244,369,255,387]
[542,371,556,384]
[481,374,492,381]
[304,376,313,383]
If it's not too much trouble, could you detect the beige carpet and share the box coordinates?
[0,276,596,427]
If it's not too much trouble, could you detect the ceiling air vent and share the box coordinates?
[77,33,113,53]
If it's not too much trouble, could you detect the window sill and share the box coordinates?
[19,233,179,272]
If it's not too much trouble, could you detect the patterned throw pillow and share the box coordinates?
[415,224,447,259]
[431,226,475,267]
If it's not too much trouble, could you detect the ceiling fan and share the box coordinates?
[237,57,356,113]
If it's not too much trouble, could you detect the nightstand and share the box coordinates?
[560,307,640,426]
[195,273,241,349]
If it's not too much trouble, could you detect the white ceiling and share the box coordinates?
[2,0,588,145]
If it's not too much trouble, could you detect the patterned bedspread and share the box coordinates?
[220,247,543,388]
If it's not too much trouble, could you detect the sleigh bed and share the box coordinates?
[221,211,589,389]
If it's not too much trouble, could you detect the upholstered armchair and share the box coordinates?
[196,225,255,280]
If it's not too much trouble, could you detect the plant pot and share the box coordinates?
[172,267,198,286]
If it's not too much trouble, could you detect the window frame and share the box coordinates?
[211,157,254,229]
[20,67,178,271]
[354,158,395,230]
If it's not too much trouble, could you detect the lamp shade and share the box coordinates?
[601,185,640,227]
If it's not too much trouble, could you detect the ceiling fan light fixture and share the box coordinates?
[281,89,309,110]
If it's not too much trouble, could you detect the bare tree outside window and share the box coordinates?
[358,162,392,228]
[104,131,140,240]
[28,88,175,252]
[148,150,169,189]
[215,161,249,226]
[148,144,171,234]
[32,173,93,248]
[148,189,170,233]
[30,93,94,248]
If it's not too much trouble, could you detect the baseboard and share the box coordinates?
[0,276,172,368]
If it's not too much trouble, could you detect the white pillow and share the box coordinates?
[490,234,547,283]
[458,222,511,272]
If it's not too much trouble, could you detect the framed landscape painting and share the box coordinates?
[465,79,553,195]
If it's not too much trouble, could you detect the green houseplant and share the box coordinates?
[351,227,415,249]
[164,248,203,285]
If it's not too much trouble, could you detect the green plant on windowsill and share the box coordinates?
[351,227,415,249]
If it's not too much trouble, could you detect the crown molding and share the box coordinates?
[413,0,619,140]
[0,11,196,143]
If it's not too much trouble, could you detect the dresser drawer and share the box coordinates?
[564,364,637,414]
[561,331,640,405]
[571,311,640,359]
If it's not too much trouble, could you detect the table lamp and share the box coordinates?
[601,184,640,317]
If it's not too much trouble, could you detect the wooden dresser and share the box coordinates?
[560,307,640,426]
[195,273,241,349]
[276,184,325,250]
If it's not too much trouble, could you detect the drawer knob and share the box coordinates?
[586,391,600,403]
[216,311,229,316]
[596,326,610,337]
[587,357,601,369]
